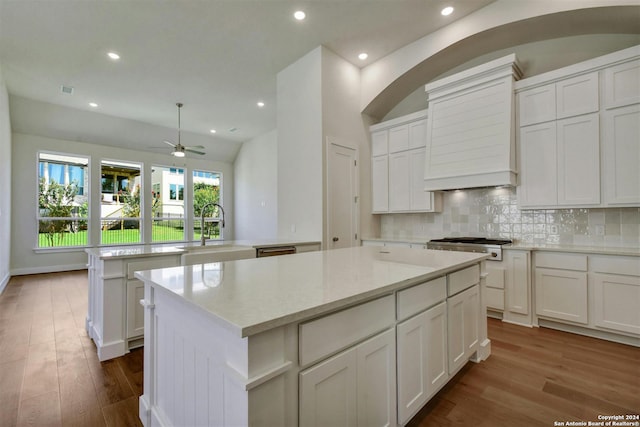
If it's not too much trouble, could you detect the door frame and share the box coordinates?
[325,136,360,249]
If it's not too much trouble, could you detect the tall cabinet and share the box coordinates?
[516,45,640,208]
[370,110,442,214]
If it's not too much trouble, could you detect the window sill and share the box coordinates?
[33,246,89,254]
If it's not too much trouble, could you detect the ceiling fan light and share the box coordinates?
[172,150,185,158]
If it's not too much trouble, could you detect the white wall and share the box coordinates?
[11,132,234,275]
[234,129,278,240]
[0,64,11,292]
[277,47,323,241]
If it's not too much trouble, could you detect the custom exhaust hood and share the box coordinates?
[423,54,522,191]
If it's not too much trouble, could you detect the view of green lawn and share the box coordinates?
[38,224,219,247]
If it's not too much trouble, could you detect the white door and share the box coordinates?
[328,141,358,249]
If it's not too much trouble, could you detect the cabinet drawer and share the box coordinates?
[590,255,640,276]
[535,252,587,271]
[447,264,480,296]
[299,295,394,367]
[397,276,446,321]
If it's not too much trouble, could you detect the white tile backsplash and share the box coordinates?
[380,187,640,247]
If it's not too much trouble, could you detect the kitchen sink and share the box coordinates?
[180,245,256,265]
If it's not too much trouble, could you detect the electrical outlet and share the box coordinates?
[549,225,558,234]
[595,225,605,236]
[291,224,296,233]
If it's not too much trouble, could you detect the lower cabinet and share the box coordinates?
[447,285,479,374]
[535,252,588,325]
[592,273,640,335]
[126,279,145,339]
[396,301,448,425]
[299,328,396,427]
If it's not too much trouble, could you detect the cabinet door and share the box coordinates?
[603,104,640,205]
[389,152,410,212]
[372,156,389,213]
[557,113,600,205]
[408,119,427,149]
[388,125,409,153]
[518,83,556,126]
[535,268,588,324]
[397,302,447,425]
[604,58,640,109]
[593,273,640,335]
[505,251,530,316]
[556,72,599,119]
[409,148,431,211]
[300,347,357,427]
[356,329,396,427]
[518,122,557,207]
[447,285,479,374]
[371,130,388,156]
[126,279,145,339]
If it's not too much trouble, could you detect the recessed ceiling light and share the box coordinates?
[210,129,217,134]
[257,101,265,108]
[358,53,368,60]
[89,102,98,108]
[107,52,120,60]
[294,10,306,20]
[441,6,454,16]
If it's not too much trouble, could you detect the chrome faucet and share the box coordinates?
[200,202,225,246]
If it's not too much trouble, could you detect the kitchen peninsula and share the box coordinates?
[135,246,489,426]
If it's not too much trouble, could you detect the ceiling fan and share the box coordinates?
[163,103,206,157]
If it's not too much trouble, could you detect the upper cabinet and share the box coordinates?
[516,45,640,209]
[423,54,522,191]
[370,110,442,214]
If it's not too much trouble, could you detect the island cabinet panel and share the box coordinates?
[447,284,479,375]
[300,328,396,427]
[397,301,448,425]
[126,279,145,339]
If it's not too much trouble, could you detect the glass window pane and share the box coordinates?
[101,160,142,244]
[152,165,185,242]
[193,170,222,241]
[38,153,89,248]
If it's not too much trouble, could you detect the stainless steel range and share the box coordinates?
[427,237,512,261]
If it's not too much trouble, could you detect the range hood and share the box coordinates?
[423,54,522,191]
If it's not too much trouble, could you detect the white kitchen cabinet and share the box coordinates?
[126,279,145,339]
[604,58,640,109]
[447,284,479,375]
[300,328,396,427]
[370,110,441,213]
[517,45,640,209]
[518,122,557,206]
[602,104,640,206]
[592,273,640,336]
[535,252,588,325]
[389,151,410,211]
[483,250,532,327]
[397,301,448,425]
[371,155,389,213]
[484,263,505,311]
[557,113,600,205]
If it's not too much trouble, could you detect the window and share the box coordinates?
[193,170,222,241]
[100,160,142,244]
[38,153,89,247]
[151,166,185,242]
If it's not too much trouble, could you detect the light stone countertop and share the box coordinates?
[361,237,640,257]
[85,239,321,259]
[135,246,488,337]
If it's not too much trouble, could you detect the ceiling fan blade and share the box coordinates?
[185,148,206,155]
[163,140,177,147]
[185,145,205,150]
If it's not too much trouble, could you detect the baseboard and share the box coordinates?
[10,263,87,276]
[0,271,10,295]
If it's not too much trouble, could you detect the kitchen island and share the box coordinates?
[85,239,320,361]
[135,246,489,427]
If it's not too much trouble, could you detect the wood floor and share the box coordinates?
[0,271,638,426]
